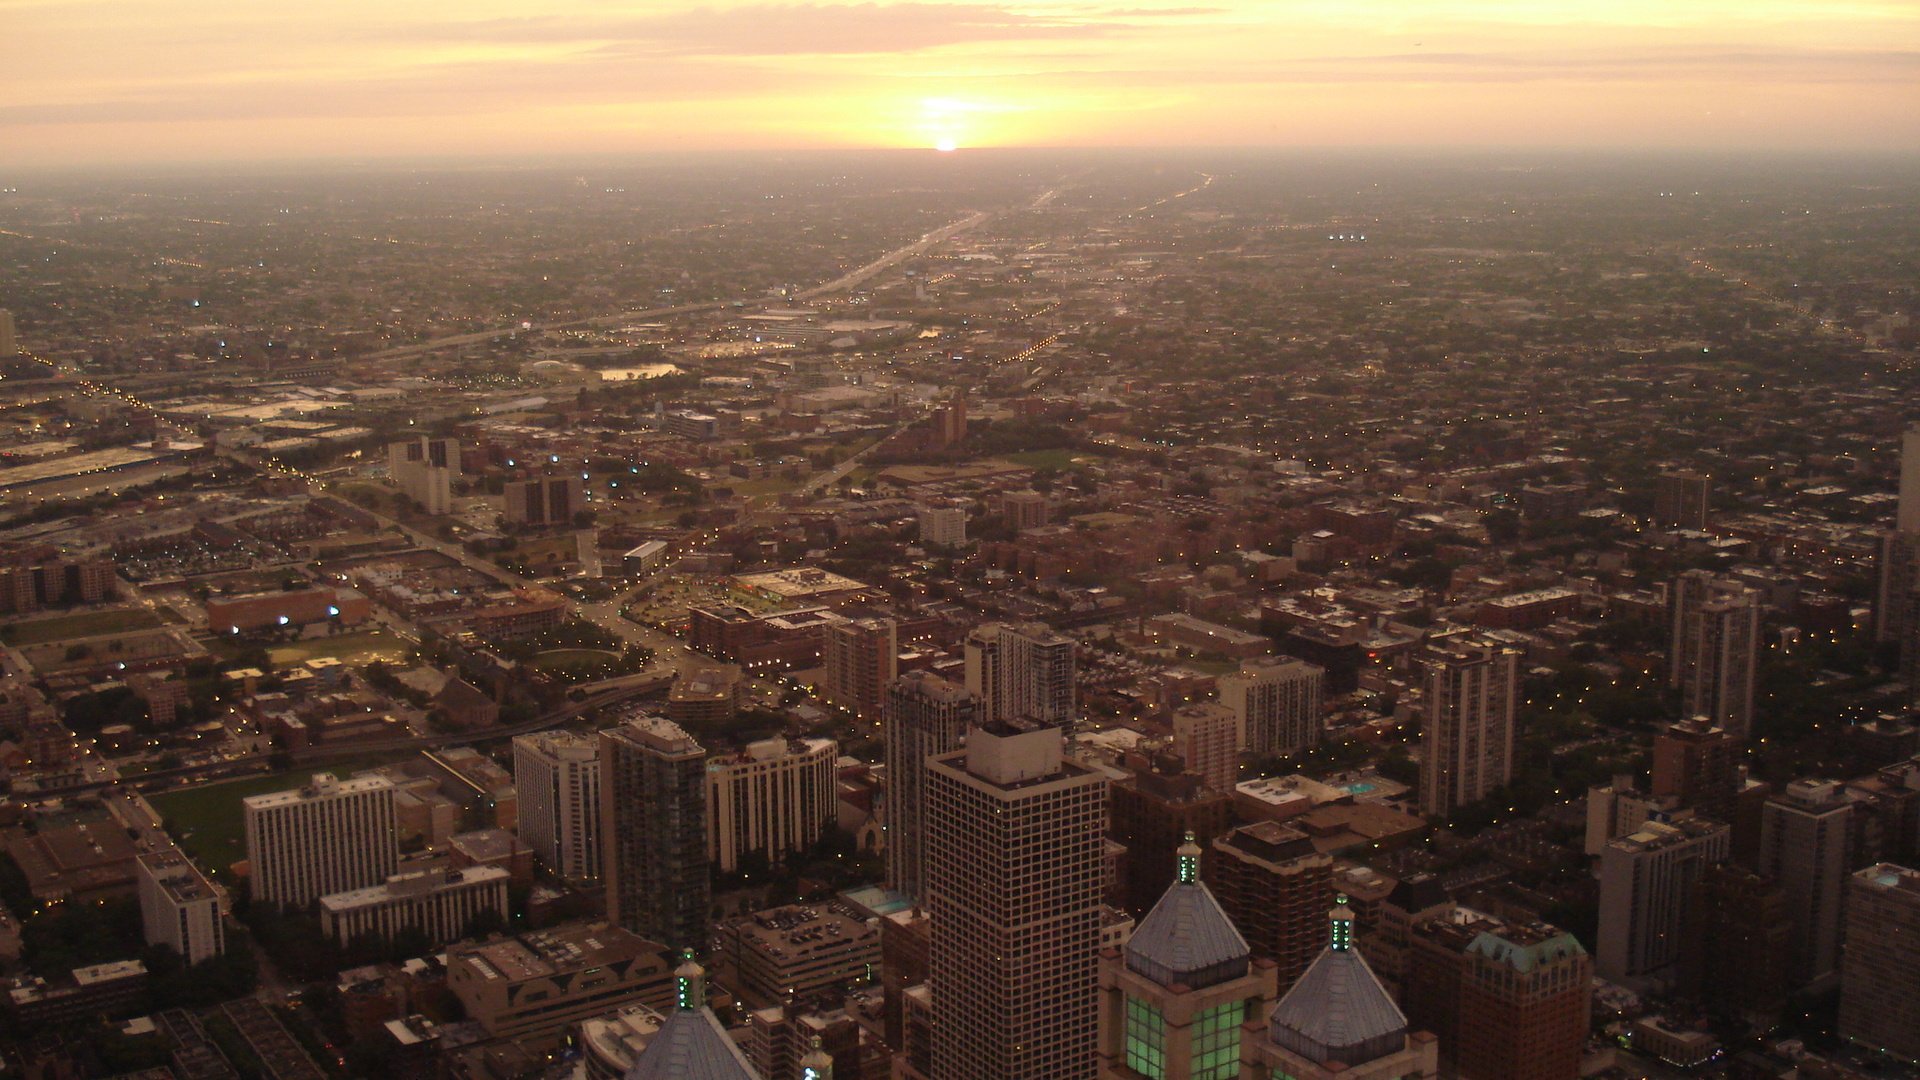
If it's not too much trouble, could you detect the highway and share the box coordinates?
[352,207,997,363]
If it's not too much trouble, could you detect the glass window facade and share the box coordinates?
[1190,1000,1244,1079]
[1125,995,1167,1078]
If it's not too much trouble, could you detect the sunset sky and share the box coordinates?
[4,0,1917,167]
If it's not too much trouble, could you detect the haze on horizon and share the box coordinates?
[4,0,1918,169]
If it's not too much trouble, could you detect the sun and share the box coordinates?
[934,138,958,153]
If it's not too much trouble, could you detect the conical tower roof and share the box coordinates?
[1266,899,1408,1067]
[1124,833,1251,990]
[625,954,764,1080]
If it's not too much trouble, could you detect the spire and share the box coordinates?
[800,1036,834,1080]
[1330,897,1355,952]
[1176,830,1201,885]
[675,950,706,1011]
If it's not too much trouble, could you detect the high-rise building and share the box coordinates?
[1875,529,1920,645]
[1170,702,1239,794]
[1110,749,1235,917]
[136,851,224,965]
[1097,835,1279,1080]
[963,622,1076,727]
[1418,638,1520,818]
[1240,901,1441,1080]
[1838,863,1920,1062]
[513,730,602,882]
[883,672,980,902]
[504,474,585,527]
[243,774,398,907]
[601,716,708,951]
[706,736,836,873]
[1595,816,1730,992]
[1206,821,1332,990]
[1667,571,1762,741]
[1218,655,1324,756]
[387,436,460,516]
[925,720,1108,1080]
[822,617,897,721]
[1902,424,1920,534]
[1651,717,1739,824]
[1678,863,1791,1021]
[0,309,15,357]
[1653,470,1711,531]
[1758,779,1852,989]
[1404,907,1591,1080]
[917,505,967,548]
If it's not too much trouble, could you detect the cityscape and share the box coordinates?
[2,3,1920,1080]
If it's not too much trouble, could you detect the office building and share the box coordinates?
[1405,907,1591,1080]
[136,851,224,965]
[1097,834,1279,1080]
[925,720,1108,1080]
[883,672,980,901]
[963,621,1076,727]
[601,716,708,951]
[917,505,967,548]
[1678,863,1790,1021]
[446,922,678,1050]
[1758,779,1852,988]
[1110,749,1235,917]
[1170,702,1239,794]
[513,730,602,882]
[822,617,897,721]
[504,474,585,527]
[1595,817,1730,992]
[1218,655,1324,756]
[1838,863,1920,1061]
[1667,571,1762,741]
[706,736,837,873]
[318,865,509,948]
[387,436,460,516]
[1653,470,1710,531]
[1241,901,1440,1080]
[1205,821,1333,990]
[1418,638,1519,818]
[1651,717,1739,824]
[1875,529,1920,645]
[243,774,398,907]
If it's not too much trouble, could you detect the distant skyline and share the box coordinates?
[5,0,1918,168]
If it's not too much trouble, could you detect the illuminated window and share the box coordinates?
[1190,1000,1244,1079]
[1125,995,1167,1078]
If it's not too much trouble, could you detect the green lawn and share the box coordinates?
[266,630,412,666]
[1006,448,1099,471]
[151,767,355,878]
[0,607,162,646]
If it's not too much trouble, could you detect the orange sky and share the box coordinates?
[3,0,1917,166]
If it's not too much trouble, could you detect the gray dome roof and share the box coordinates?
[625,957,764,1080]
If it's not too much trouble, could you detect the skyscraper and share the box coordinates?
[136,851,224,965]
[1110,749,1235,916]
[1418,637,1520,818]
[601,716,708,951]
[1650,717,1739,824]
[1758,779,1852,989]
[625,953,766,1080]
[0,309,15,357]
[1667,570,1762,741]
[883,672,980,902]
[1205,821,1332,990]
[513,730,602,882]
[822,617,897,721]
[1595,816,1730,992]
[1678,863,1790,1021]
[1217,655,1324,756]
[925,720,1108,1080]
[1838,862,1920,1061]
[1652,470,1710,531]
[705,736,837,873]
[244,774,398,907]
[963,622,1076,727]
[503,474,585,527]
[387,436,460,516]
[1097,835,1279,1080]
[1405,907,1591,1080]
[1240,901,1441,1080]
[1169,702,1239,794]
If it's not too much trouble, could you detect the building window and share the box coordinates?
[1125,995,1167,1078]
[1190,999,1244,1079]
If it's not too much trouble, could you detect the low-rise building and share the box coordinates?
[319,865,510,948]
[722,902,882,1008]
[445,922,677,1049]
